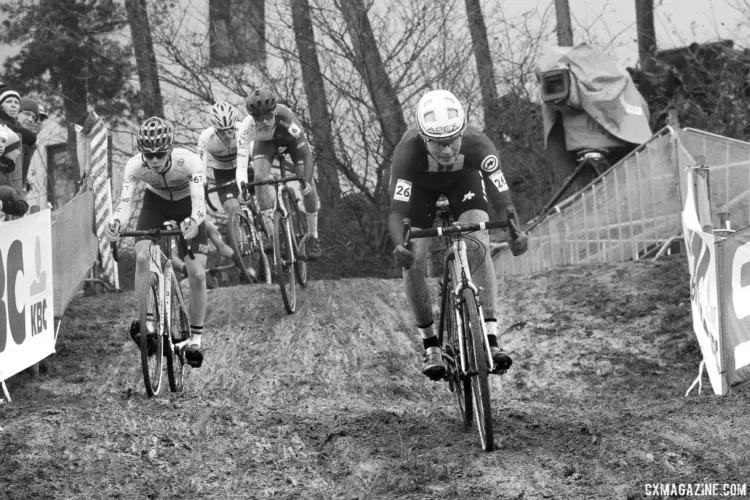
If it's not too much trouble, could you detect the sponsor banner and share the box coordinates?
[0,210,55,382]
[682,168,726,395]
[719,231,750,386]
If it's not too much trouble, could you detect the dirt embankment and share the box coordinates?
[1,256,749,500]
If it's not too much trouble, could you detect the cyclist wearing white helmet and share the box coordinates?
[388,89,529,379]
[196,101,249,277]
[104,116,210,369]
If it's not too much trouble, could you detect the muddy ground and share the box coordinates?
[1,256,749,499]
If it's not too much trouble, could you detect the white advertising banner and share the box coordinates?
[0,210,56,382]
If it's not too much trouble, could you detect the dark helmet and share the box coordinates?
[245,88,277,118]
[137,116,174,153]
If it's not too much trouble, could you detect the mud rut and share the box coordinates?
[1,258,749,500]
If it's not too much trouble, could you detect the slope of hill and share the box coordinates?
[1,256,748,499]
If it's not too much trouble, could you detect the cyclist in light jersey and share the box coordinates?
[197,101,253,278]
[235,88,322,260]
[104,116,210,368]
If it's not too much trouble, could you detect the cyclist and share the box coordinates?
[196,101,252,278]
[388,90,528,380]
[235,88,322,261]
[103,116,209,368]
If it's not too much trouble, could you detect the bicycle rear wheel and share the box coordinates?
[228,207,261,284]
[139,272,163,397]
[166,269,189,393]
[273,211,296,313]
[282,188,308,287]
[461,288,494,451]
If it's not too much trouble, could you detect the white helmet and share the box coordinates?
[210,101,239,130]
[416,90,467,141]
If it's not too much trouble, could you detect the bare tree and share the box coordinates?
[291,0,341,207]
[334,0,407,208]
[464,0,503,146]
[555,0,574,46]
[125,0,164,117]
[635,0,656,71]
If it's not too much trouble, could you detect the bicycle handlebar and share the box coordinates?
[111,228,194,263]
[403,208,521,247]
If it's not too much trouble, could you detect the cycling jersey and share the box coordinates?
[197,124,240,172]
[114,147,207,226]
[389,125,514,227]
[235,104,314,189]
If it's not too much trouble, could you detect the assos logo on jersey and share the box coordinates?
[480,155,499,172]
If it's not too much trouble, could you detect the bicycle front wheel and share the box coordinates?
[273,211,296,313]
[139,272,163,397]
[228,208,261,284]
[445,301,472,430]
[282,188,308,287]
[166,269,189,393]
[461,288,494,451]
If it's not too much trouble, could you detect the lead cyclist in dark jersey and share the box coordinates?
[388,90,529,380]
[104,117,210,368]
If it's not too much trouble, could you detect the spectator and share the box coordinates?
[0,84,36,191]
[17,97,42,191]
[0,123,21,187]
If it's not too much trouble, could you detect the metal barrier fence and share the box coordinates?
[494,126,695,276]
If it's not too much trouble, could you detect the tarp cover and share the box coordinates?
[537,43,653,149]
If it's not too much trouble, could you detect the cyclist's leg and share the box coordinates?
[451,171,511,371]
[213,168,248,273]
[400,182,445,377]
[183,223,209,367]
[252,141,277,235]
[291,160,321,258]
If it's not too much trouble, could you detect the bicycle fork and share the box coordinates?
[450,240,496,375]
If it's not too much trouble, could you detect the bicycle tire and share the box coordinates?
[254,210,273,285]
[273,211,296,313]
[461,288,494,451]
[227,207,261,284]
[139,272,163,397]
[282,188,308,287]
[166,269,189,393]
[445,299,472,430]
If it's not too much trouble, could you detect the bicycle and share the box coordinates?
[111,222,193,397]
[402,198,519,452]
[205,179,271,285]
[241,157,309,314]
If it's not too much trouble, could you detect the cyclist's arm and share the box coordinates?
[470,133,516,223]
[112,157,139,225]
[235,118,253,191]
[387,140,413,247]
[188,163,207,225]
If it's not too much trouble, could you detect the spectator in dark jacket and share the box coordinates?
[0,124,28,216]
[0,84,36,191]
[17,97,42,191]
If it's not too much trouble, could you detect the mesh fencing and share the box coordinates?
[494,126,691,276]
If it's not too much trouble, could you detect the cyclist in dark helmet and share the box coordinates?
[236,88,322,261]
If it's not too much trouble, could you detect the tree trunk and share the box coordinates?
[61,68,89,195]
[125,0,164,117]
[291,0,341,207]
[335,0,407,209]
[464,0,503,147]
[635,0,656,71]
[555,0,574,46]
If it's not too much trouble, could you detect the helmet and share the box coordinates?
[210,101,238,130]
[137,116,174,153]
[245,88,277,117]
[416,90,467,141]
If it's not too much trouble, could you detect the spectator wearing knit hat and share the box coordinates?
[17,97,42,191]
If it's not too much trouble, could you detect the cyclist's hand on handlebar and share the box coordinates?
[300,180,313,197]
[181,217,199,240]
[104,218,121,242]
[506,229,529,256]
[393,244,414,269]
